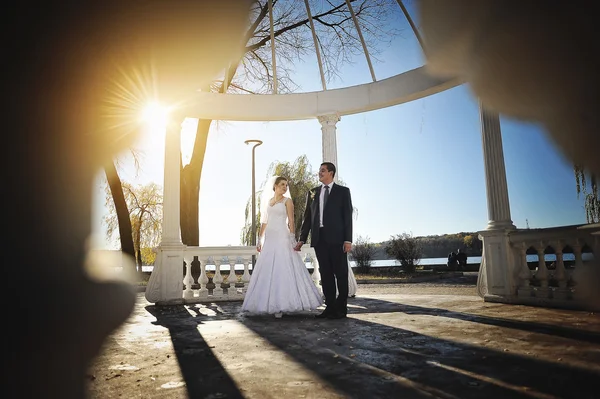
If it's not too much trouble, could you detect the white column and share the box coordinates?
[477,104,518,301]
[145,119,185,305]
[480,105,515,230]
[317,113,340,181]
[161,120,183,245]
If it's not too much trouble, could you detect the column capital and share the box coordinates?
[317,113,340,126]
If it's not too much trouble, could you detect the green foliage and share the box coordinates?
[350,235,377,273]
[575,166,599,223]
[241,155,319,245]
[385,232,422,273]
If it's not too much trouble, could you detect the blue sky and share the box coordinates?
[91,1,588,249]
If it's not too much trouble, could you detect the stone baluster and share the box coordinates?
[309,252,322,291]
[553,241,569,300]
[213,259,224,297]
[571,235,600,306]
[573,240,584,269]
[227,258,238,297]
[241,257,252,294]
[517,243,532,297]
[571,240,585,301]
[183,255,194,299]
[535,243,550,298]
[197,258,209,299]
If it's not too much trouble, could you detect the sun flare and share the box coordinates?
[141,101,169,130]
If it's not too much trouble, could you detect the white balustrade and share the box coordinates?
[509,224,598,309]
[145,245,320,304]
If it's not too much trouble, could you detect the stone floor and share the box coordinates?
[87,273,600,398]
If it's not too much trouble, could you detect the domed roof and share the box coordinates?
[190,0,460,121]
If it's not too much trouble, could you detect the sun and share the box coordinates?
[141,101,169,130]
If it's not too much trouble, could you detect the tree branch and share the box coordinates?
[244,0,351,53]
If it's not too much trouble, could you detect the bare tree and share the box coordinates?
[183,0,402,246]
[104,181,163,275]
[104,162,135,266]
[103,152,143,269]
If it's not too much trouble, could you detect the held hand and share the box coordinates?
[257,244,262,253]
[294,241,304,251]
[343,242,352,253]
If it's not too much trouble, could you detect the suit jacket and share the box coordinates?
[299,183,353,247]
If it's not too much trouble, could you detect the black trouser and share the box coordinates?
[315,228,348,314]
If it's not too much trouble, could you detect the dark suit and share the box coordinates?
[300,183,353,316]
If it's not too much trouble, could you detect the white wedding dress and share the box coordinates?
[241,197,323,315]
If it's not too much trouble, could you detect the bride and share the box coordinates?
[241,176,323,318]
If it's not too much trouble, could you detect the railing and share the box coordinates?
[179,245,321,303]
[509,224,598,308]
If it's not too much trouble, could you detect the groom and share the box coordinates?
[295,162,353,319]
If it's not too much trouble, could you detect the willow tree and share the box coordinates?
[104,181,163,275]
[241,155,319,245]
[182,0,401,246]
[575,166,599,223]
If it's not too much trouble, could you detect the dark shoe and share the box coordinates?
[315,309,332,319]
[327,312,347,319]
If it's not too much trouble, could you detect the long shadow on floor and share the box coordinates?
[237,299,600,399]
[143,297,600,399]
[145,304,245,399]
[348,296,600,345]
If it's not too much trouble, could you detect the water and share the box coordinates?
[140,253,594,273]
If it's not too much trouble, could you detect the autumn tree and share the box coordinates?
[104,181,163,275]
[182,0,401,246]
[463,233,482,254]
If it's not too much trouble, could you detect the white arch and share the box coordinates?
[188,66,462,121]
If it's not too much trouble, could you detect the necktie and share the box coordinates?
[323,185,330,207]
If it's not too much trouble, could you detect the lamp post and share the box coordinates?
[244,139,263,266]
